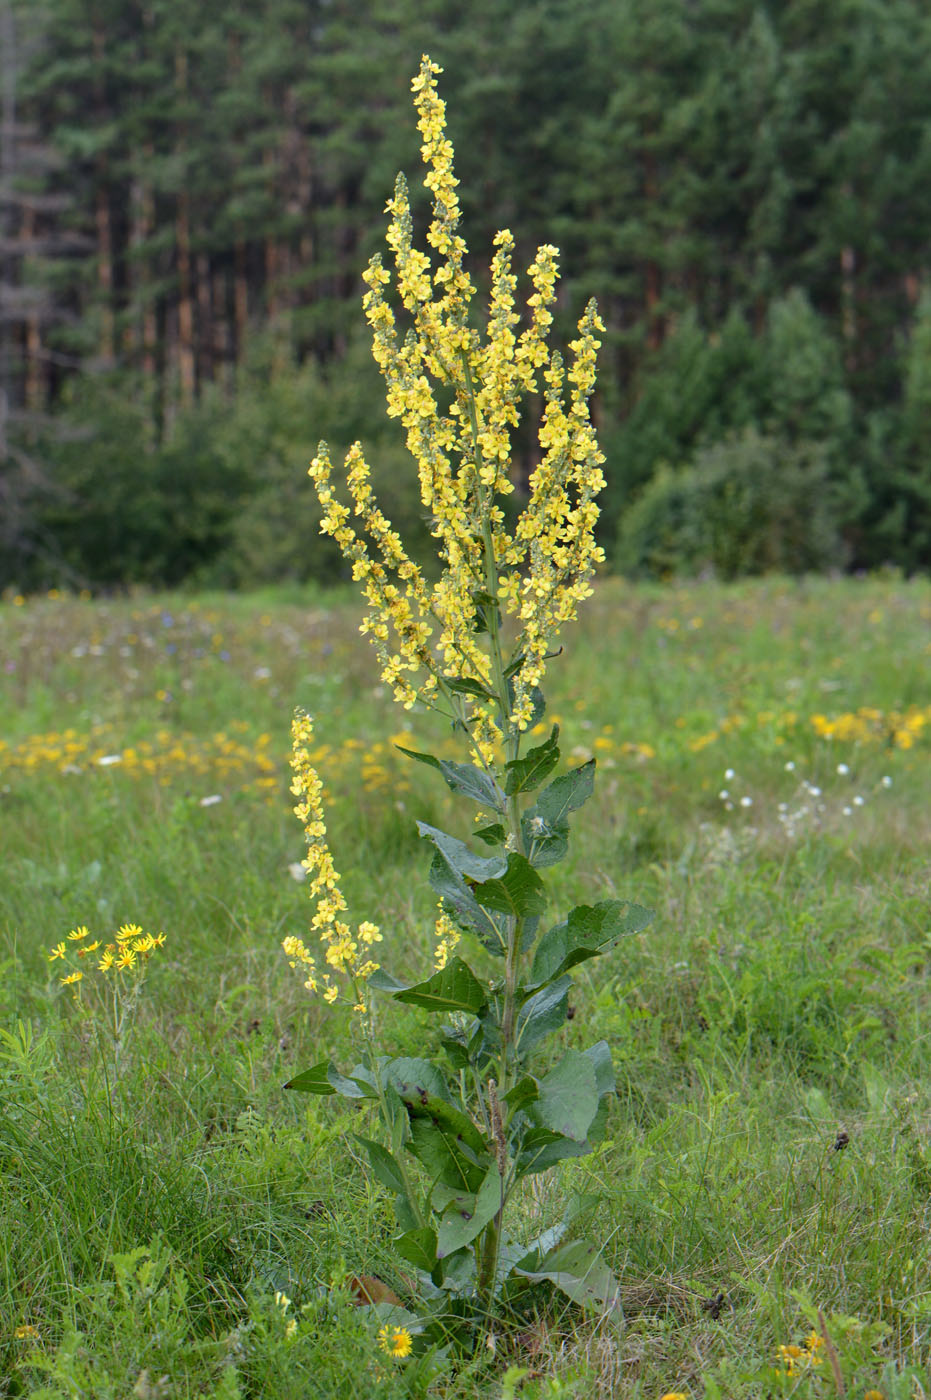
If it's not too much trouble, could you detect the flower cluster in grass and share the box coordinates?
[311,55,605,759]
[776,1331,825,1375]
[47,922,166,990]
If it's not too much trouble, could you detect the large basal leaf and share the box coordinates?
[354,1136,408,1197]
[513,1239,621,1314]
[504,726,560,796]
[394,1226,439,1274]
[471,853,546,920]
[582,1040,616,1099]
[394,957,488,1016]
[515,975,571,1057]
[402,1093,490,1193]
[396,747,505,813]
[436,1163,503,1257]
[535,1051,599,1142]
[530,899,655,987]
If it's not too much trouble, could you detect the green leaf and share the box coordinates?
[394,957,487,1016]
[384,1058,450,1103]
[503,1075,539,1117]
[396,747,505,812]
[446,676,495,701]
[515,975,571,1056]
[437,1163,503,1257]
[533,760,597,826]
[283,1062,335,1095]
[418,825,506,949]
[582,1040,616,1098]
[354,1137,408,1196]
[472,853,546,920]
[504,726,560,796]
[474,823,507,847]
[536,1051,599,1142]
[513,1239,621,1313]
[417,824,506,882]
[530,900,655,987]
[521,760,596,868]
[394,1227,438,1274]
[367,968,410,994]
[401,1093,490,1193]
[517,1099,611,1176]
[284,1062,374,1098]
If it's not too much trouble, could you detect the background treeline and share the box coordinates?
[2,0,931,591]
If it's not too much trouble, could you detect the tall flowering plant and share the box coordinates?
[283,56,652,1337]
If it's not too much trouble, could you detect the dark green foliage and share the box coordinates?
[4,0,931,587]
[616,428,851,580]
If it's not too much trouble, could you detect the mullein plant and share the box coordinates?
[283,55,652,1344]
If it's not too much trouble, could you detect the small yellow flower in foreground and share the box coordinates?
[48,942,67,962]
[59,971,83,986]
[377,1324,413,1358]
[660,1392,689,1400]
[14,1324,39,1339]
[863,1391,885,1400]
[98,948,115,971]
[115,948,137,971]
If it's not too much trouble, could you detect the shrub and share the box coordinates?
[615,426,851,579]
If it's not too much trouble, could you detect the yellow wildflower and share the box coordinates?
[59,971,83,986]
[14,1324,39,1340]
[68,925,90,941]
[308,55,606,747]
[98,948,115,972]
[47,942,67,962]
[115,948,137,971]
[377,1324,413,1359]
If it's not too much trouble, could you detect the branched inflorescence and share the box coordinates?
[288,56,606,1008]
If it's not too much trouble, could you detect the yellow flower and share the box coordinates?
[115,948,137,971]
[116,922,143,943]
[98,948,115,972]
[47,942,67,962]
[377,1324,413,1359]
[863,1391,885,1400]
[59,971,83,986]
[14,1324,39,1340]
[68,925,90,941]
[76,941,100,957]
[660,1393,689,1400]
[309,55,605,743]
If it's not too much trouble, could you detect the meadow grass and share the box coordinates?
[1,574,930,1399]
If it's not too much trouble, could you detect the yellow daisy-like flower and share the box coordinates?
[67,925,90,941]
[660,1393,689,1400]
[76,940,100,957]
[47,942,67,962]
[14,1324,39,1340]
[115,948,137,971]
[59,971,83,986]
[377,1324,413,1359]
[98,948,115,972]
[116,923,143,943]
